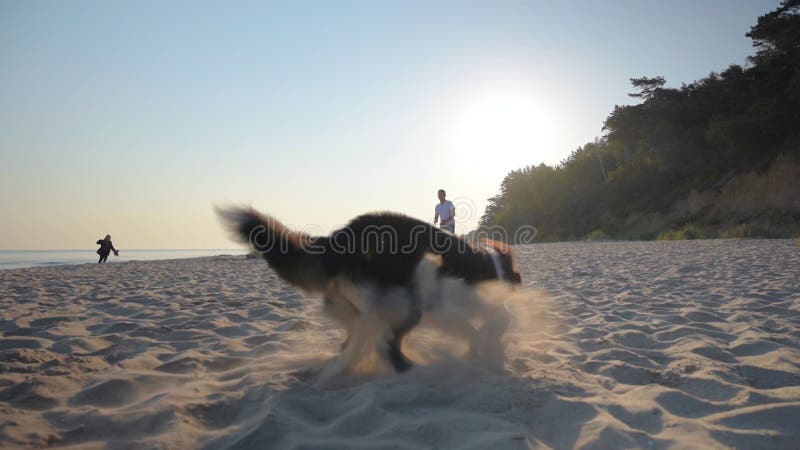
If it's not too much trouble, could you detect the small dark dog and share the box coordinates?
[219,207,521,372]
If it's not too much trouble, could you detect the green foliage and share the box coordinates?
[481,1,800,241]
[584,229,609,241]
[718,224,753,239]
[657,224,708,241]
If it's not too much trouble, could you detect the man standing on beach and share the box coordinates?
[434,189,456,233]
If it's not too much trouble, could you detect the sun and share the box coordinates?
[448,91,556,178]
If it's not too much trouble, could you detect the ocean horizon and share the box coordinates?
[0,249,249,270]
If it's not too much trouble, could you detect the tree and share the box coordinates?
[746,0,800,64]
[628,76,666,100]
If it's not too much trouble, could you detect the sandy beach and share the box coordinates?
[1,239,799,449]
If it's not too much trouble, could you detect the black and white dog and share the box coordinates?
[219,207,521,372]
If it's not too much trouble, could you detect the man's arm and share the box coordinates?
[440,202,455,225]
[434,208,439,224]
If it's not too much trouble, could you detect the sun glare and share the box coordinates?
[449,91,557,179]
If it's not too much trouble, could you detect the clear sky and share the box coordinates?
[0,0,780,249]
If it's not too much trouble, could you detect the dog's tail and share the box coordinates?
[216,206,326,292]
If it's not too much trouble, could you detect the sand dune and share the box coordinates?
[1,239,799,449]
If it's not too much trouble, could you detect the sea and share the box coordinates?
[0,249,249,270]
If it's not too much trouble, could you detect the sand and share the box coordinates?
[1,239,799,449]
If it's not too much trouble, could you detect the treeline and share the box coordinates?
[480,0,800,241]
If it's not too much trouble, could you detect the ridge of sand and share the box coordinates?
[1,239,799,449]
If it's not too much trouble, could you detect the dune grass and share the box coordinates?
[657,223,708,241]
[584,229,609,241]
[719,224,753,239]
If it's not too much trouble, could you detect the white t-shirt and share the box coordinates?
[435,200,455,223]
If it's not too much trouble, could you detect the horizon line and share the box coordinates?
[0,248,246,252]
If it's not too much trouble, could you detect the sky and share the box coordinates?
[0,0,781,249]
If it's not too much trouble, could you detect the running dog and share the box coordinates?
[218,207,521,372]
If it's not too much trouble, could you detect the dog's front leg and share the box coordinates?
[381,286,421,372]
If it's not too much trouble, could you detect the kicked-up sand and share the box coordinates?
[1,239,799,449]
